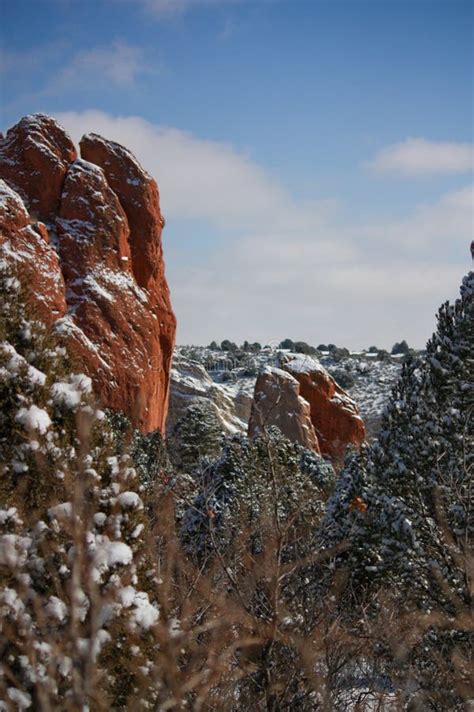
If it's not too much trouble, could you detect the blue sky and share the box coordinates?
[1,0,473,348]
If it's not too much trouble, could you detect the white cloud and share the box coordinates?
[55,110,472,349]
[53,42,151,90]
[169,259,465,349]
[368,138,474,176]
[56,109,301,225]
[363,184,474,251]
[218,17,238,39]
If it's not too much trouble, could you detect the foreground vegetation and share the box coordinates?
[0,263,472,710]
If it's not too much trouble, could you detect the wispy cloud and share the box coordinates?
[138,0,241,16]
[54,41,152,89]
[130,0,275,19]
[363,184,473,252]
[0,42,67,76]
[1,41,154,117]
[218,17,238,40]
[55,110,472,348]
[368,138,474,176]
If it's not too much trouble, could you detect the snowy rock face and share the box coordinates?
[168,353,253,434]
[248,366,321,453]
[0,114,176,433]
[171,346,396,459]
[0,178,67,322]
[331,357,401,437]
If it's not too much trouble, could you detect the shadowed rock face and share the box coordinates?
[0,114,176,433]
[248,355,365,468]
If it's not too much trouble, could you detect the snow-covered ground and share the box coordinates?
[323,355,402,436]
[170,345,404,438]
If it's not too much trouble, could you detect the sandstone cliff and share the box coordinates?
[283,354,366,465]
[248,366,321,453]
[248,353,365,467]
[0,114,176,433]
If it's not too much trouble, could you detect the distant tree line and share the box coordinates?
[208,338,414,357]
[208,340,262,353]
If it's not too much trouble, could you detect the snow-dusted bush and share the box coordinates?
[177,427,340,706]
[0,264,160,708]
[0,265,281,710]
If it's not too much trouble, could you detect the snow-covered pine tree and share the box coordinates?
[169,401,224,473]
[182,426,334,598]
[370,271,473,606]
[320,271,473,708]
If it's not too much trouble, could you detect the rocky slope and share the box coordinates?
[0,114,176,432]
[168,352,253,433]
[170,346,402,451]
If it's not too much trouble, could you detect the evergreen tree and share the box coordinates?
[106,410,172,491]
[279,338,295,350]
[391,339,410,355]
[182,428,334,573]
[220,339,238,352]
[181,429,335,708]
[170,402,223,473]
[321,272,474,708]
[293,341,318,355]
[371,273,473,604]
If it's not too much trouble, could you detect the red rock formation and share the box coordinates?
[248,366,321,453]
[79,133,176,428]
[0,114,76,220]
[283,354,366,466]
[80,133,165,291]
[248,355,365,467]
[0,114,176,434]
[57,158,132,281]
